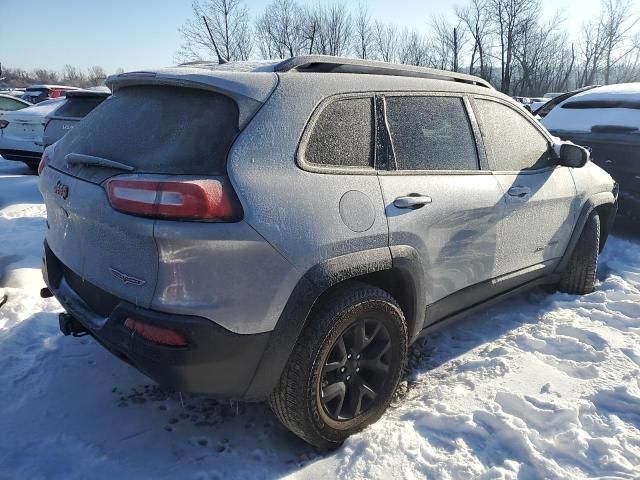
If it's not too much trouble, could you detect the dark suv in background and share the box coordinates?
[542,83,639,219]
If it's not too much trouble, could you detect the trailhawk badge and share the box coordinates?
[109,268,146,286]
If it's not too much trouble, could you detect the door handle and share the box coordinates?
[393,195,433,209]
[507,186,531,198]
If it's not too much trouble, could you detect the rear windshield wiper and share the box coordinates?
[65,153,134,171]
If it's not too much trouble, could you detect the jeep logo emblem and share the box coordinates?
[54,181,69,200]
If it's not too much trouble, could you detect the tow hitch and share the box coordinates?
[59,313,89,337]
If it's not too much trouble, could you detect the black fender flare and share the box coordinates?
[555,191,617,274]
[243,246,425,400]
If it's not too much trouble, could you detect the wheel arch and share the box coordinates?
[556,191,617,274]
[243,246,425,400]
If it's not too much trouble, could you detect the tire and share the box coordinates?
[558,211,600,295]
[268,282,408,450]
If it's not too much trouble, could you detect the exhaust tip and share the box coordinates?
[40,287,53,299]
[59,313,88,337]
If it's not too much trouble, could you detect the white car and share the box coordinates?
[0,98,65,170]
[0,94,30,112]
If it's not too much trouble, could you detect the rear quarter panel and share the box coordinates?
[226,74,390,273]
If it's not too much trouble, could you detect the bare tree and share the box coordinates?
[578,17,607,85]
[513,15,573,95]
[431,16,468,72]
[398,29,430,66]
[353,1,374,59]
[32,69,59,84]
[256,0,306,59]
[489,0,541,94]
[374,21,399,62]
[62,64,86,86]
[177,0,252,62]
[457,0,491,79]
[313,3,353,56]
[87,65,107,86]
[600,0,639,83]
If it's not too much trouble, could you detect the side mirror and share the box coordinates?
[559,143,589,168]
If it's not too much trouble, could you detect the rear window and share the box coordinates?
[55,85,239,175]
[53,96,107,118]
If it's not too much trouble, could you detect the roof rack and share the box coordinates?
[274,56,493,89]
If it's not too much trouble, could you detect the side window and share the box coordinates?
[304,97,374,168]
[385,95,479,171]
[474,99,551,171]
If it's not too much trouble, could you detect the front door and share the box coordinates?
[472,97,577,277]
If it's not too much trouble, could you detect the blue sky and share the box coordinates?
[3,0,601,73]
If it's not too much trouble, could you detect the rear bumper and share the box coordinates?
[42,241,272,399]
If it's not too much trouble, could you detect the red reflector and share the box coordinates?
[124,317,188,347]
[38,151,49,175]
[106,176,240,221]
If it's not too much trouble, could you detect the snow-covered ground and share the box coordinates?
[1,156,639,479]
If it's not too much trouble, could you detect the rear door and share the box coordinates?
[377,94,506,320]
[41,85,242,310]
[472,97,577,277]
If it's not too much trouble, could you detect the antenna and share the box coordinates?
[202,15,228,65]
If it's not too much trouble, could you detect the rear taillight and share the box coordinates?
[106,176,242,221]
[124,317,188,347]
[0,120,9,129]
[51,89,61,98]
[38,151,49,175]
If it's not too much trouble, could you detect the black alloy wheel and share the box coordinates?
[320,318,392,420]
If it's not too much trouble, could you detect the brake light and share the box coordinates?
[124,317,188,347]
[51,89,61,98]
[0,120,8,129]
[38,151,49,175]
[106,176,242,221]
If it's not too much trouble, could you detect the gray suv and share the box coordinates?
[38,56,618,449]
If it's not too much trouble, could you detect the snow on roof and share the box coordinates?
[177,60,279,72]
[542,82,640,133]
[26,85,80,90]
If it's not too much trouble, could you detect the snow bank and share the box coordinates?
[1,157,639,479]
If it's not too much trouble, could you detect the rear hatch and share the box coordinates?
[41,72,276,313]
[42,91,110,147]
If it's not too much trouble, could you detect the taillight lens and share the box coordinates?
[106,176,242,221]
[0,119,9,129]
[38,151,49,175]
[124,317,188,347]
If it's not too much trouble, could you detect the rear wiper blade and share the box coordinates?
[65,153,134,171]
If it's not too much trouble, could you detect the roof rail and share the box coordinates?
[274,55,493,89]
